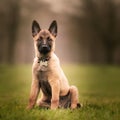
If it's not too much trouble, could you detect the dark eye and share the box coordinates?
[37,37,43,42]
[47,37,52,42]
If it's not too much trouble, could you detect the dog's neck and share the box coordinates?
[37,55,50,63]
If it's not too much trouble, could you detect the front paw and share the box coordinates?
[51,99,59,110]
[70,103,77,109]
[26,105,33,110]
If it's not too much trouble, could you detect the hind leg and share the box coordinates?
[69,85,80,109]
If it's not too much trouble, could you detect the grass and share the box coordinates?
[0,64,120,120]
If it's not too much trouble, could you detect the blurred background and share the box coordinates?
[0,0,120,65]
[0,1,120,119]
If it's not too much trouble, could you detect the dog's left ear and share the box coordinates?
[48,20,57,37]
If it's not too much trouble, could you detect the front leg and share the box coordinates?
[50,80,60,109]
[27,79,40,109]
[37,92,51,108]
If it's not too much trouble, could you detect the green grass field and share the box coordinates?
[0,64,120,120]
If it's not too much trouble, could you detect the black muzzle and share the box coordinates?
[38,44,51,54]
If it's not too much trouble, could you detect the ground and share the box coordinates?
[0,64,120,120]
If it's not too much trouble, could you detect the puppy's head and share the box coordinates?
[32,20,57,56]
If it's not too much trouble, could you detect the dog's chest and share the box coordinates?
[39,71,52,96]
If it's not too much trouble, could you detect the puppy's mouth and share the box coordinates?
[38,45,51,54]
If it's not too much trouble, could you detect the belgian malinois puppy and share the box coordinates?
[27,20,80,109]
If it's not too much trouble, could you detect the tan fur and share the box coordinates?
[27,21,80,110]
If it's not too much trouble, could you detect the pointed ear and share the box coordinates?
[48,20,57,37]
[32,20,41,37]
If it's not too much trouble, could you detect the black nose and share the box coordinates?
[39,44,50,54]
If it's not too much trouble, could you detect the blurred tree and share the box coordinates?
[0,0,20,63]
[80,0,120,64]
[7,0,20,63]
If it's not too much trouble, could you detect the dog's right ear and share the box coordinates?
[32,20,41,37]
